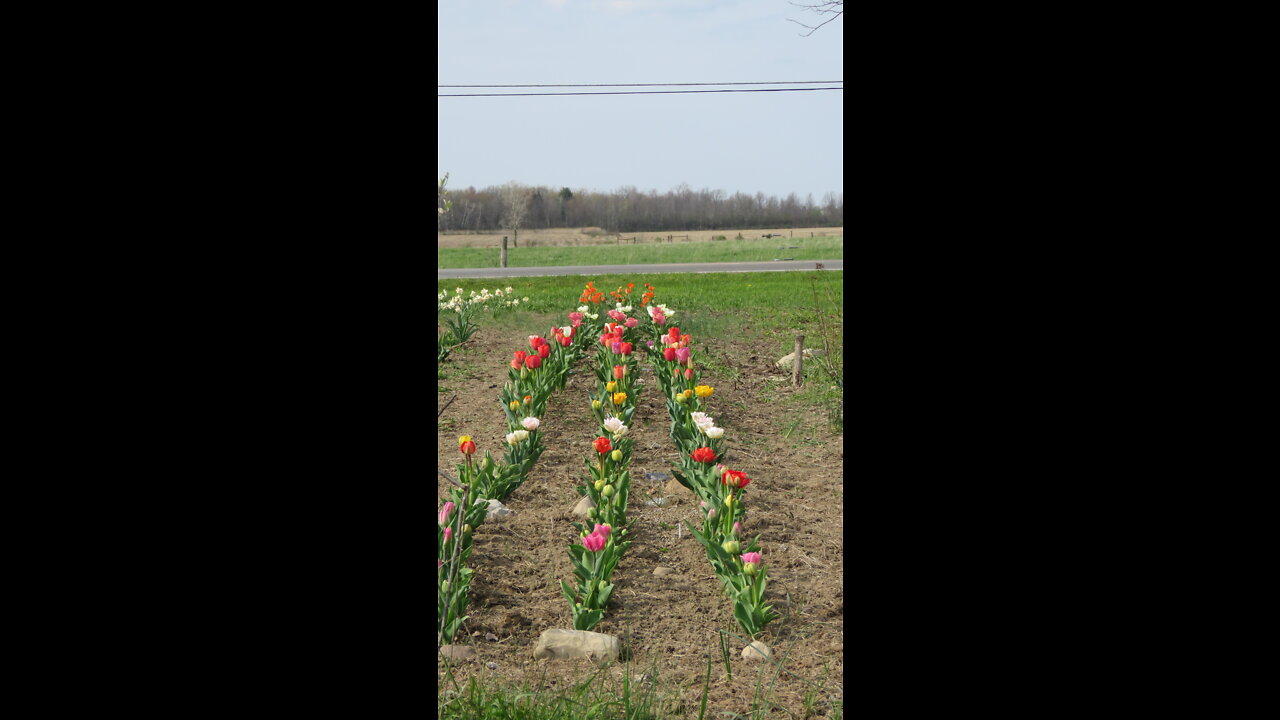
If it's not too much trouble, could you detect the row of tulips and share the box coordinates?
[439,320,594,645]
[559,299,646,631]
[638,303,778,637]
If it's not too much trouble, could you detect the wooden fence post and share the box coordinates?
[501,236,508,268]
[793,335,804,387]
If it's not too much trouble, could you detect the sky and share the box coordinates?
[438,0,843,202]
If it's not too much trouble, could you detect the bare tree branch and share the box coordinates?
[788,1,842,36]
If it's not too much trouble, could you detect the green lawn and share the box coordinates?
[436,236,843,269]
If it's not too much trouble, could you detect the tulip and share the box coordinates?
[620,342,632,355]
[676,393,688,404]
[525,355,541,370]
[481,457,491,470]
[594,437,612,454]
[707,508,717,520]
[442,580,451,593]
[560,336,572,347]
[530,336,545,349]
[521,416,540,431]
[587,507,598,520]
[602,417,626,435]
[443,527,453,544]
[684,368,694,380]
[523,395,532,405]
[612,341,623,354]
[608,310,625,321]
[569,312,583,322]
[663,347,676,361]
[582,532,606,552]
[593,524,611,539]
[613,365,626,379]
[592,399,602,410]
[625,318,638,328]
[606,381,617,393]
[438,559,443,569]
[439,501,456,525]
[513,350,528,365]
[647,340,655,349]
[463,524,472,536]
[722,470,751,489]
[676,347,691,364]
[509,400,520,411]
[598,580,609,592]
[733,521,743,536]
[520,367,529,379]
[612,392,627,406]
[594,480,604,491]
[668,327,680,341]
[602,484,615,497]
[695,385,713,398]
[722,539,740,555]
[705,426,724,439]
[741,552,762,575]
[538,344,551,359]
[611,449,622,462]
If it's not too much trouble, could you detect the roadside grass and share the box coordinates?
[436,236,843,269]
[437,632,844,720]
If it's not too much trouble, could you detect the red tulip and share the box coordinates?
[692,447,717,464]
[460,440,476,456]
[663,347,676,361]
[594,437,612,454]
[538,344,551,359]
[525,355,542,370]
[619,342,632,355]
[530,336,546,349]
[721,469,750,489]
[613,365,626,379]
[667,327,680,341]
[684,368,694,380]
[560,335,572,347]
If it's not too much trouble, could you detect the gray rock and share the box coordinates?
[653,566,673,577]
[485,633,498,642]
[644,472,671,482]
[742,640,772,661]
[775,348,824,370]
[532,628,620,663]
[486,661,498,670]
[571,495,596,518]
[644,497,668,507]
[439,645,477,662]
[483,498,512,522]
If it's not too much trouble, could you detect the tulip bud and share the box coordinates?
[598,580,608,592]
[602,484,615,497]
[606,381,617,392]
[592,400,602,410]
[463,524,473,536]
[594,480,604,491]
[481,457,492,471]
[722,540,740,555]
[520,367,529,379]
[611,449,622,462]
[714,465,724,477]
[676,393,688,404]
[441,581,451,593]
[708,508,717,520]
[724,494,734,508]
[509,401,520,411]
[743,562,758,576]
[733,521,743,536]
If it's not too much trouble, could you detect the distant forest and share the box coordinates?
[437,183,843,233]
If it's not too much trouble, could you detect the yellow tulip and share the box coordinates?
[606,381,617,392]
[695,385,714,398]
[612,392,627,405]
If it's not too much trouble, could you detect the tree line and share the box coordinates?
[437,182,843,234]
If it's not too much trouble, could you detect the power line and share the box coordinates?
[439,87,842,97]
[438,81,842,88]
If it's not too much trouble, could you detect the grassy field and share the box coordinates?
[436,236,843,269]
[438,226,844,249]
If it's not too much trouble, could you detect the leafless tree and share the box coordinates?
[499,182,531,247]
[788,1,842,36]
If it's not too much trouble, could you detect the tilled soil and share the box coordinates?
[438,317,843,717]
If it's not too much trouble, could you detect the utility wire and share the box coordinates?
[439,87,842,97]
[438,81,842,88]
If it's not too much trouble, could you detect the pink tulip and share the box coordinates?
[608,310,625,322]
[443,527,453,544]
[652,312,665,325]
[625,318,638,328]
[593,523,612,539]
[569,312,583,322]
[437,559,443,569]
[741,552,761,565]
[676,347,691,363]
[582,532,606,552]
[684,368,694,380]
[438,501,455,526]
[612,341,623,354]
[647,340,655,349]
[733,521,743,536]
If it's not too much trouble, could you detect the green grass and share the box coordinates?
[436,236,843,269]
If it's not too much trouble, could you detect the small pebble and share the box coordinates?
[653,566,673,576]
[644,497,668,507]
[485,633,498,642]
[486,661,498,670]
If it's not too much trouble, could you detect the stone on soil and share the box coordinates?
[532,629,620,663]
[663,479,689,499]
[439,645,477,662]
[742,640,772,661]
[483,498,511,521]
[571,496,596,518]
[775,348,824,370]
[653,566,673,576]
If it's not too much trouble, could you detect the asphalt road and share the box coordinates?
[437,259,843,279]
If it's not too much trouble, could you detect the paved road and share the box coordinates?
[438,259,843,279]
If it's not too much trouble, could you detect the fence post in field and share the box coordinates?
[793,335,805,387]
[501,236,508,268]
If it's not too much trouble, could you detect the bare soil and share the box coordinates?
[437,226,845,249]
[438,317,843,717]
